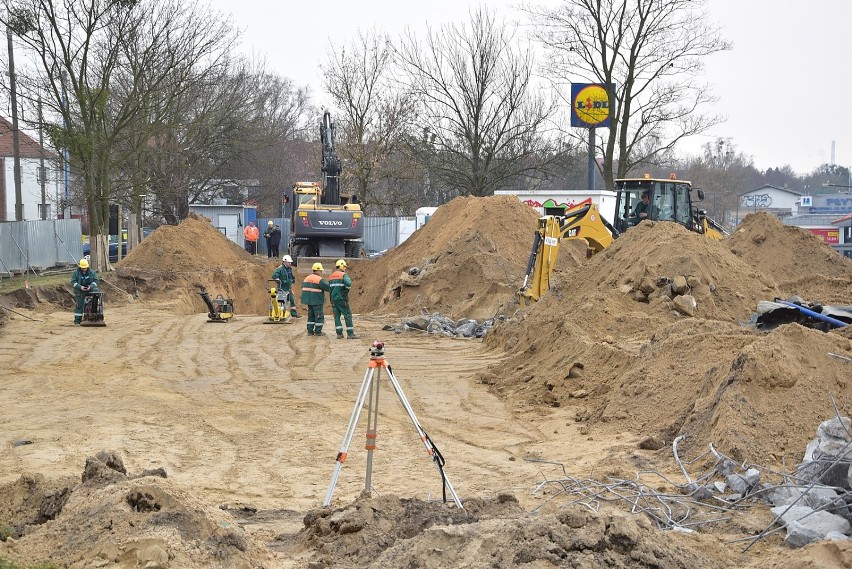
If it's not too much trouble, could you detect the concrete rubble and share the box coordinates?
[382,313,495,338]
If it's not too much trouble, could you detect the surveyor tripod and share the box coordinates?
[323,341,463,509]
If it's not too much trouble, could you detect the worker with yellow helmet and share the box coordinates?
[329,259,359,339]
[71,258,99,325]
[300,262,330,336]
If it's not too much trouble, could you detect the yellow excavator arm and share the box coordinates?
[518,203,619,306]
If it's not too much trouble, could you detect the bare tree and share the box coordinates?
[323,30,413,211]
[3,0,237,269]
[527,0,731,189]
[396,7,557,197]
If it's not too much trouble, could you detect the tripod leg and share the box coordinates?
[364,366,381,493]
[384,363,463,509]
[323,367,375,507]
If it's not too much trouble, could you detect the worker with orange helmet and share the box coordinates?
[71,258,99,325]
[329,259,358,339]
[300,262,330,335]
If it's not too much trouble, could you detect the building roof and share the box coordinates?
[832,212,852,225]
[783,214,846,226]
[738,184,804,197]
[0,116,57,160]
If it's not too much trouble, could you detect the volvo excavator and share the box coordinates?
[287,111,365,272]
[518,175,727,306]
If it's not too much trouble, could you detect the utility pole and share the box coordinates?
[38,98,47,219]
[7,25,23,220]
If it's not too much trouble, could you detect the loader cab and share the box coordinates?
[614,176,694,233]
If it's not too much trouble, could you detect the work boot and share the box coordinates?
[337,334,345,339]
[74,320,81,326]
[291,313,301,318]
[314,331,327,337]
[348,334,360,340]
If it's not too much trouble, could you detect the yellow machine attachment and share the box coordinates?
[518,203,619,306]
[264,280,292,324]
[693,210,726,240]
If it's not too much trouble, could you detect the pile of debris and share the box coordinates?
[531,415,852,549]
[382,313,496,338]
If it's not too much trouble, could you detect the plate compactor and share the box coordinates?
[198,286,234,323]
[80,291,106,327]
[264,280,292,324]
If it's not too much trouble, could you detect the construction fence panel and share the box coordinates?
[267,217,399,257]
[256,217,288,257]
[0,219,82,275]
[364,217,400,255]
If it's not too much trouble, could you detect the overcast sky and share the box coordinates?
[207,0,852,177]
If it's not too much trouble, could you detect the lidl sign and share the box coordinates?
[571,83,614,128]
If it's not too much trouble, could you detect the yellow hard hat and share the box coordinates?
[78,259,89,269]
[335,259,347,269]
[312,262,324,271]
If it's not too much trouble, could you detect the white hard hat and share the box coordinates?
[268,220,274,226]
[282,255,293,262]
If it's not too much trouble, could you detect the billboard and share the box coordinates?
[807,228,840,244]
[571,83,614,128]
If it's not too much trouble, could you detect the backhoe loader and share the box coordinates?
[518,175,726,306]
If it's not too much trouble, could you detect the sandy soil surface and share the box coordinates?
[1,200,852,568]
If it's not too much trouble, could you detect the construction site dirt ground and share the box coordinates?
[2,198,852,568]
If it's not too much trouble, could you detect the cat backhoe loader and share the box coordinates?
[518,175,726,306]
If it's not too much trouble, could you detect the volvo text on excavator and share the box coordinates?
[518,175,727,305]
[286,111,365,270]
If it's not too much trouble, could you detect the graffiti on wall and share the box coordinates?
[522,197,593,210]
[741,194,773,208]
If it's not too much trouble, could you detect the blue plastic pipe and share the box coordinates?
[778,301,849,328]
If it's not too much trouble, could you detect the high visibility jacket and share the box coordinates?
[328,270,352,302]
[243,225,259,242]
[300,273,329,305]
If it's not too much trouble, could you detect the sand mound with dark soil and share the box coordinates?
[0,453,270,568]
[482,218,852,466]
[115,214,278,315]
[726,212,852,304]
[299,493,722,568]
[348,195,542,320]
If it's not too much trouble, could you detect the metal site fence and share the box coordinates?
[1,216,411,276]
[254,216,406,258]
[0,219,83,277]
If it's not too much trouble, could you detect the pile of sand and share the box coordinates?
[0,455,270,568]
[300,494,722,568]
[480,214,852,466]
[348,195,542,320]
[115,214,276,315]
[725,212,852,304]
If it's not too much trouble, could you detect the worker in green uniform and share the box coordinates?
[71,258,99,325]
[271,255,300,318]
[300,262,330,336]
[329,259,359,339]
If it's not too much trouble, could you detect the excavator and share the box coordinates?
[286,111,365,271]
[518,174,727,305]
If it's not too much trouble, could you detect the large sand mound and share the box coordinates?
[482,215,852,465]
[726,211,852,304]
[115,214,277,316]
[348,195,542,320]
